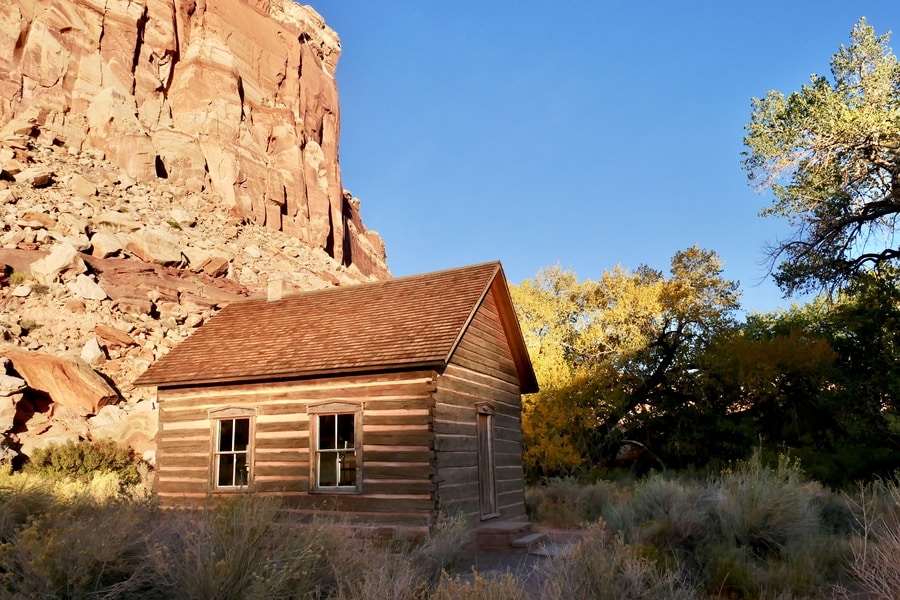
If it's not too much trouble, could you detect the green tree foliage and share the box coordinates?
[512,246,740,477]
[743,18,900,295]
[731,285,900,485]
[514,252,900,484]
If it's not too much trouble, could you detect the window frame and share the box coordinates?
[209,407,256,491]
[307,401,362,493]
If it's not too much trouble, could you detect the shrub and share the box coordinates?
[539,524,699,600]
[432,572,529,600]
[0,471,55,543]
[842,478,900,598]
[24,439,145,489]
[0,499,158,599]
[595,452,851,597]
[317,512,468,600]
[525,478,613,528]
[151,495,328,600]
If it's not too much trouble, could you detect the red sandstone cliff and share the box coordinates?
[0,0,388,277]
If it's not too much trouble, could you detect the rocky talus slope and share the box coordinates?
[0,0,392,466]
[0,0,388,278]
[0,121,378,464]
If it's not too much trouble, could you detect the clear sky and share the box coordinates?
[311,1,900,315]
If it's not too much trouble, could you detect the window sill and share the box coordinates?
[309,487,361,495]
[210,486,254,493]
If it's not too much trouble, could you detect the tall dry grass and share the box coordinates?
[1,455,899,599]
[841,478,900,599]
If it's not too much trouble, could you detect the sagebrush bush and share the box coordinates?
[317,512,468,600]
[152,494,328,600]
[539,524,699,600]
[25,439,146,489]
[592,452,852,597]
[525,477,613,527]
[0,498,159,599]
[0,470,56,543]
[842,478,900,599]
[432,572,529,600]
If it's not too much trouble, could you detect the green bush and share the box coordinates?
[525,478,613,528]
[24,439,145,488]
[596,452,852,597]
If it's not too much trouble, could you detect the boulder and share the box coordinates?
[93,325,135,349]
[124,228,185,266]
[94,212,142,234]
[68,173,97,198]
[67,273,108,300]
[14,167,52,187]
[3,350,118,416]
[89,231,125,257]
[80,337,106,366]
[90,408,157,455]
[0,395,18,432]
[29,242,86,284]
[0,374,26,396]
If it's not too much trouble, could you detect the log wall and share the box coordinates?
[433,283,528,525]
[155,370,438,529]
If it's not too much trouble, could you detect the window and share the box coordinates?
[308,402,361,492]
[215,417,251,488]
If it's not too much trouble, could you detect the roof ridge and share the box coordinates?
[241,260,502,304]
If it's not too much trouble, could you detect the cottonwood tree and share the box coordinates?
[743,18,900,295]
[511,246,740,476]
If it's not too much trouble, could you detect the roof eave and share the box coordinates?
[135,360,448,390]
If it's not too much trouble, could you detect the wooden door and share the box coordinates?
[476,404,498,519]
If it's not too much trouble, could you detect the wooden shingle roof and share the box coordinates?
[134,261,538,392]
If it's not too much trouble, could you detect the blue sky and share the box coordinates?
[312,2,900,314]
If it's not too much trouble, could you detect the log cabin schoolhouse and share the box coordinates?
[135,261,538,534]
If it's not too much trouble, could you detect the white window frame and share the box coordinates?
[308,401,361,493]
[209,407,255,490]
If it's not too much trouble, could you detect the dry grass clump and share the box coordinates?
[317,512,467,600]
[840,478,900,599]
[524,477,613,528]
[0,473,471,600]
[432,572,529,600]
[149,495,329,600]
[539,524,699,599]
[4,453,900,598]
[527,452,858,598]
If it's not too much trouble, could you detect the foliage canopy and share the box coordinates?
[743,18,900,295]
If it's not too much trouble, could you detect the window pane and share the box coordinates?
[218,419,234,452]
[319,415,336,450]
[218,454,235,486]
[337,414,354,448]
[319,452,337,486]
[234,453,248,486]
[234,418,250,452]
[339,450,356,486]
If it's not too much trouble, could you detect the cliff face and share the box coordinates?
[0,0,387,277]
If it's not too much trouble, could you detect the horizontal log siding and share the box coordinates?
[434,286,528,525]
[155,371,439,528]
